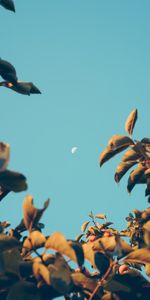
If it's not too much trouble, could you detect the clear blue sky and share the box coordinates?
[0,0,150,237]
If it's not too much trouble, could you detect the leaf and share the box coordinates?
[99,145,130,167]
[125,109,138,136]
[0,249,22,275]
[122,147,141,162]
[47,253,73,295]
[123,248,150,264]
[45,232,77,263]
[22,231,46,256]
[141,138,150,145]
[75,233,84,242]
[82,242,96,267]
[23,195,50,231]
[108,135,133,150]
[68,240,84,267]
[145,263,150,277]
[6,281,43,300]
[127,164,146,193]
[81,221,90,232]
[0,234,19,252]
[114,161,136,183]
[0,142,10,171]
[94,252,110,276]
[0,0,15,13]
[0,170,27,192]
[32,262,51,285]
[71,272,97,292]
[95,214,106,219]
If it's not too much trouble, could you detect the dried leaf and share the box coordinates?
[124,248,150,264]
[125,109,138,136]
[45,232,77,263]
[23,195,50,231]
[114,161,136,183]
[127,164,146,193]
[81,221,90,232]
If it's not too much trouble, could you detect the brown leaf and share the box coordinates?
[81,221,90,232]
[127,164,146,193]
[114,161,136,183]
[23,195,50,231]
[99,145,129,167]
[122,147,141,162]
[0,142,10,171]
[108,135,133,150]
[124,248,150,264]
[45,232,77,263]
[125,109,138,136]
[0,170,27,192]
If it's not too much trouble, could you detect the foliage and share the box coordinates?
[99,109,150,200]
[0,3,150,300]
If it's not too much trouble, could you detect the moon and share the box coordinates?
[71,147,78,154]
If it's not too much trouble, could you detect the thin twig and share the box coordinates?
[89,262,116,300]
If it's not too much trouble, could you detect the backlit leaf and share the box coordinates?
[23,195,50,231]
[108,135,133,150]
[81,221,90,232]
[125,109,138,136]
[115,161,136,183]
[127,164,146,193]
[45,232,77,263]
[22,231,46,256]
[95,214,106,219]
[100,145,129,167]
[124,248,150,264]
[0,142,10,171]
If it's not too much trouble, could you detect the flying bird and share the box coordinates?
[0,81,41,95]
[0,0,15,12]
[0,58,18,84]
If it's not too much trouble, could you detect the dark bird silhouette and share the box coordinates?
[0,58,18,84]
[0,81,41,95]
[0,0,15,12]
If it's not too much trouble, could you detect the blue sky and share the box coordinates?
[0,0,150,237]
